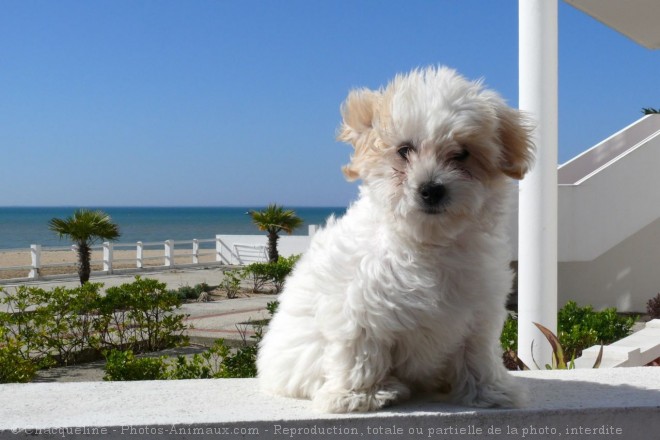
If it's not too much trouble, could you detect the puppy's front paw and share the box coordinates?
[312,377,410,413]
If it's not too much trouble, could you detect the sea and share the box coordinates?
[0,207,347,250]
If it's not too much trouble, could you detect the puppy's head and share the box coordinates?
[338,67,534,241]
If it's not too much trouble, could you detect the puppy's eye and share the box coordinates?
[451,148,470,162]
[397,144,415,161]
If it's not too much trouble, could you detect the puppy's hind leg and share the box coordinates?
[312,338,410,413]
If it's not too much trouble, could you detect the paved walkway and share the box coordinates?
[2,268,276,382]
[0,266,229,291]
[180,294,274,346]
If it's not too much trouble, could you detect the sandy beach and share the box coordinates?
[0,247,219,280]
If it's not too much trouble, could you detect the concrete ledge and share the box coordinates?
[1,368,659,439]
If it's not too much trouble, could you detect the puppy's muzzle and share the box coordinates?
[418,182,447,212]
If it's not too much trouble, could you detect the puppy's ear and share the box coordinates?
[337,89,380,181]
[497,106,535,180]
[338,88,379,143]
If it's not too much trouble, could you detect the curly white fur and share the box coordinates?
[257,66,535,413]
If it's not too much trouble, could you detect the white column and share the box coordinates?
[103,242,113,274]
[136,242,144,268]
[164,240,174,267]
[518,0,558,369]
[29,244,41,279]
[308,224,317,237]
[192,239,200,264]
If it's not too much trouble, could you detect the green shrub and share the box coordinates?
[558,301,635,358]
[171,285,197,301]
[36,283,103,365]
[266,300,279,317]
[0,329,38,383]
[531,322,602,370]
[222,344,258,378]
[0,283,104,367]
[243,263,271,293]
[219,269,244,299]
[103,305,278,381]
[500,313,518,352]
[242,255,300,293]
[0,277,190,382]
[94,284,138,351]
[270,255,300,292]
[0,285,51,365]
[103,339,259,381]
[167,338,261,379]
[167,340,245,379]
[97,277,189,352]
[106,277,188,352]
[167,353,217,380]
[501,301,636,361]
[103,350,169,381]
[170,283,212,301]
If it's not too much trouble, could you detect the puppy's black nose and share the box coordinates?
[419,182,446,207]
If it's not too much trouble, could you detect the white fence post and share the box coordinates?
[136,242,144,268]
[165,240,174,267]
[103,242,113,274]
[29,244,41,279]
[192,239,200,264]
[308,225,317,237]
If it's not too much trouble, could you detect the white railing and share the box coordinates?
[0,240,220,282]
[0,226,317,283]
[574,319,660,368]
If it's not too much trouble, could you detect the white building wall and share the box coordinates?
[216,234,312,265]
[507,116,660,313]
[558,131,660,263]
[558,216,660,313]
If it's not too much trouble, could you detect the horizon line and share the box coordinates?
[0,204,348,209]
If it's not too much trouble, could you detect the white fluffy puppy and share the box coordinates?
[257,66,534,413]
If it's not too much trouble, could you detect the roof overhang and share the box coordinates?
[565,0,660,49]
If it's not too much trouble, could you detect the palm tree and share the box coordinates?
[249,204,303,263]
[49,209,120,285]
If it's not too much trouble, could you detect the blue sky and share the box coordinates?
[1,1,658,207]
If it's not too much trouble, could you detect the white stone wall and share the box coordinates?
[1,369,659,440]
